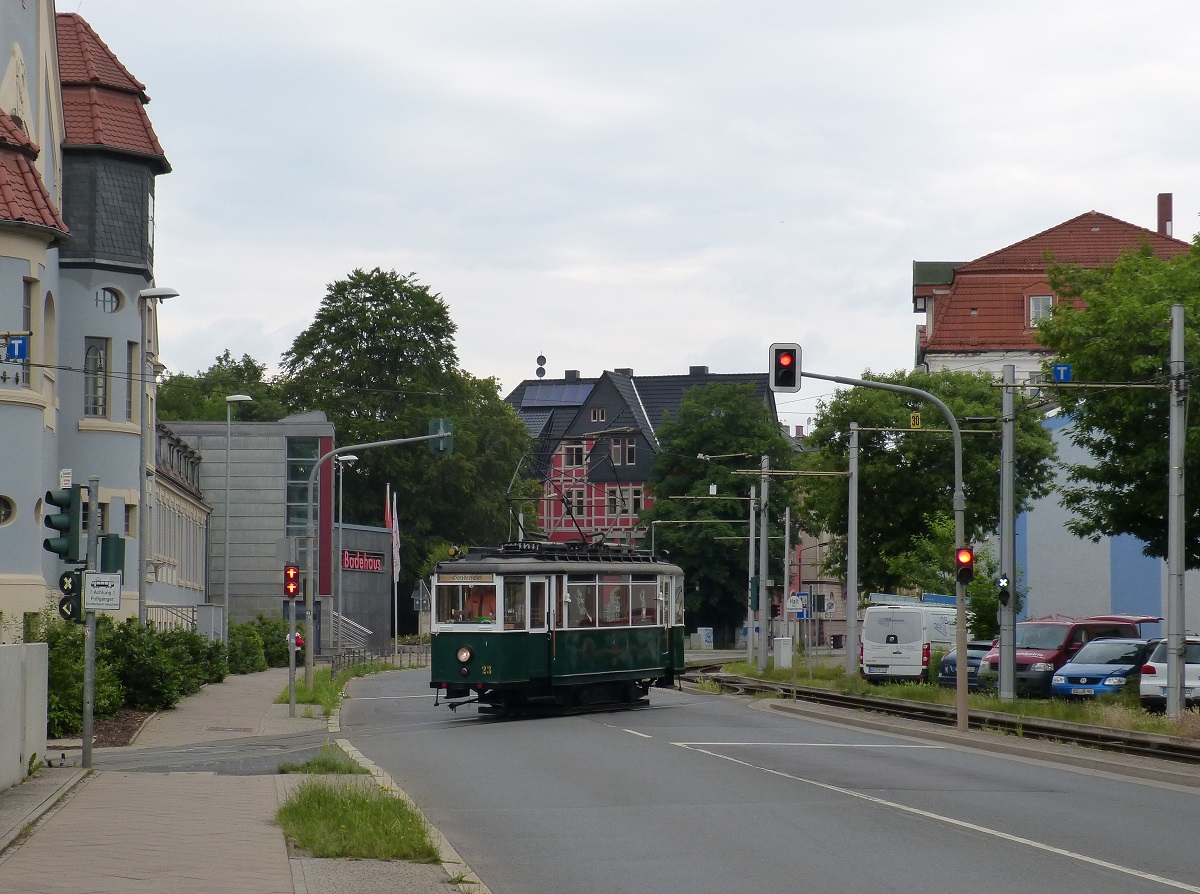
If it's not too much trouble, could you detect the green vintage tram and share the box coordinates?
[429,541,686,711]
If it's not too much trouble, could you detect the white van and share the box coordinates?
[861,603,957,682]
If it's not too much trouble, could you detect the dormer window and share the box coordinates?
[1029,295,1053,327]
[590,408,605,423]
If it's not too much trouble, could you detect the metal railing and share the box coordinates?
[331,612,371,650]
[146,603,196,633]
[329,641,431,674]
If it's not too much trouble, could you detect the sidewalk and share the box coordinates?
[0,666,464,894]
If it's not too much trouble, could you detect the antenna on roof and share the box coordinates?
[536,354,546,379]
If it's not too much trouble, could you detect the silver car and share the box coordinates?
[1138,637,1200,712]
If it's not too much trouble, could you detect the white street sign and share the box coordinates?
[83,572,122,611]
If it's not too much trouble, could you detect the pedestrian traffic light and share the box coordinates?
[43,485,84,563]
[284,564,300,597]
[769,343,801,393]
[955,547,975,585]
[997,574,1011,607]
[57,570,82,623]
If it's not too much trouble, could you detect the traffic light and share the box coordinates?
[997,574,1011,607]
[428,418,455,454]
[57,570,82,623]
[43,485,84,563]
[769,343,801,393]
[284,564,300,597]
[955,547,975,585]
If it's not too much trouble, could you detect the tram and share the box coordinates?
[429,540,686,711]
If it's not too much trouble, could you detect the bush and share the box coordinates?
[98,617,184,711]
[161,625,228,692]
[251,614,300,668]
[42,617,124,738]
[228,622,268,674]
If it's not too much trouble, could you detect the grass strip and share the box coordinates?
[276,778,440,862]
[278,742,370,775]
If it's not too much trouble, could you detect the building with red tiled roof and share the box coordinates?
[0,109,68,236]
[913,199,1191,382]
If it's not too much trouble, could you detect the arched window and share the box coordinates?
[95,288,122,313]
[84,338,108,417]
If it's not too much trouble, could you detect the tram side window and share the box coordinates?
[436,584,496,624]
[672,576,685,625]
[503,577,527,630]
[599,575,630,627]
[631,577,657,625]
[566,575,597,627]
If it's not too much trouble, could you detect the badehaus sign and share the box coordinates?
[341,550,385,573]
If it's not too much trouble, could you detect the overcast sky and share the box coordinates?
[75,1,1200,431]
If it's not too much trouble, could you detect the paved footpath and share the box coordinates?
[0,666,471,894]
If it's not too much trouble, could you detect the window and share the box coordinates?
[607,486,623,517]
[1029,295,1053,327]
[590,407,605,423]
[503,577,527,630]
[435,582,496,624]
[610,439,623,465]
[286,438,320,573]
[599,576,630,626]
[0,495,14,526]
[84,338,108,417]
[566,575,597,627]
[563,487,586,518]
[21,280,32,386]
[564,441,584,467]
[625,438,636,465]
[628,486,643,514]
[95,288,121,313]
[631,576,657,625]
[126,341,137,421]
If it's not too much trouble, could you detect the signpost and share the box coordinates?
[83,572,122,611]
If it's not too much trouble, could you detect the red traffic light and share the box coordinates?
[954,547,974,584]
[284,564,300,597]
[769,342,801,393]
[778,351,794,367]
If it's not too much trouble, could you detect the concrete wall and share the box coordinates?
[0,643,48,793]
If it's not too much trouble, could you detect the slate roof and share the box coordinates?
[0,109,68,236]
[920,211,1192,356]
[56,13,170,173]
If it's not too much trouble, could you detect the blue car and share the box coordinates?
[937,640,994,690]
[1050,637,1151,699]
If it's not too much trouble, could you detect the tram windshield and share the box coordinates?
[435,581,496,624]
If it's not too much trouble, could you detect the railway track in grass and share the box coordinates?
[682,665,1200,767]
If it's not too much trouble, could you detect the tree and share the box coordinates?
[277,268,538,606]
[1035,241,1200,565]
[797,368,1056,597]
[157,350,287,422]
[638,383,798,639]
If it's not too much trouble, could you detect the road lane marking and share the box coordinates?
[676,744,1200,893]
[672,742,941,748]
[349,694,437,700]
[623,729,653,738]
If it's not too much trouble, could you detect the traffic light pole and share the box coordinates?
[82,476,100,770]
[999,365,1016,701]
[802,370,969,732]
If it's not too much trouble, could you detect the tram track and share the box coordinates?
[682,665,1200,766]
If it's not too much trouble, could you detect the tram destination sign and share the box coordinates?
[438,573,492,583]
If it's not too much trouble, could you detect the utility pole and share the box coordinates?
[1167,304,1187,718]
[999,365,1016,701]
[757,455,770,672]
[845,423,859,680]
[747,485,756,664]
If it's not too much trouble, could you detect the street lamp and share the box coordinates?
[137,286,179,626]
[334,454,358,651]
[223,394,253,644]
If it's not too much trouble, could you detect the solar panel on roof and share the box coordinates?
[521,383,594,407]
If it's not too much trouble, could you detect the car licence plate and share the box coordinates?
[1070,687,1095,695]
[866,666,887,674]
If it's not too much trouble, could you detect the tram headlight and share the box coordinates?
[456,645,474,664]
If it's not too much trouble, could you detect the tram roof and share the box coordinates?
[434,542,684,576]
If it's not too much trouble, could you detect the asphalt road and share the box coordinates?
[341,668,1200,894]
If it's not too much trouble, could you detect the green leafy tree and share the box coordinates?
[278,268,538,609]
[1036,241,1200,564]
[639,383,798,639]
[798,368,1056,597]
[158,350,288,422]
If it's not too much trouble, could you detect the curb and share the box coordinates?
[336,739,492,894]
[0,769,89,857]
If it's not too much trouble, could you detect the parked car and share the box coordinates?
[937,640,995,690]
[977,615,1159,697]
[1050,637,1151,699]
[1139,636,1200,712]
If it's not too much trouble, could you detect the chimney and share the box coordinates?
[689,366,709,376]
[565,370,580,383]
[1158,193,1173,237]
[614,368,634,376]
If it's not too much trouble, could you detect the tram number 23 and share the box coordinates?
[479,665,493,675]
